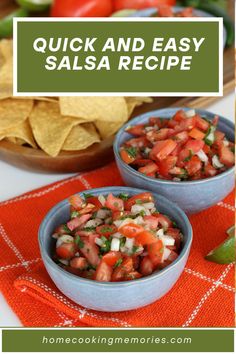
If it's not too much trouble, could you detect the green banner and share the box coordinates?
[2,329,234,352]
[14,19,221,95]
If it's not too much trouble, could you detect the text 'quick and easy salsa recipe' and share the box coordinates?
[52,192,182,282]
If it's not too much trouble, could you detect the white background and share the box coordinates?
[0,93,234,326]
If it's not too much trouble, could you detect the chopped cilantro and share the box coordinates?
[132,245,139,254]
[87,264,97,271]
[125,146,137,159]
[100,239,111,253]
[83,193,93,200]
[183,149,193,162]
[92,211,97,218]
[114,258,123,268]
[83,226,96,232]
[71,211,79,219]
[75,236,84,248]
[135,199,143,205]
[172,221,177,228]
[118,193,129,201]
[63,224,71,233]
[100,226,114,234]
[120,237,126,248]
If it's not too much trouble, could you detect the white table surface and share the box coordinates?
[0,93,234,326]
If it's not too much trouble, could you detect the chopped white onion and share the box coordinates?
[110,238,120,251]
[96,209,111,219]
[162,247,172,262]
[98,194,106,206]
[160,235,175,246]
[125,237,134,250]
[196,149,208,163]
[105,217,112,224]
[52,233,59,239]
[185,109,196,118]
[95,237,104,247]
[135,246,144,254]
[84,218,102,228]
[131,204,150,215]
[56,235,74,248]
[58,259,69,266]
[156,228,164,237]
[112,232,123,239]
[212,155,224,169]
[173,178,181,182]
[223,139,229,147]
[142,202,155,210]
[75,252,80,256]
[114,217,134,228]
[133,216,144,225]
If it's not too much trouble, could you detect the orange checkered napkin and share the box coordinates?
[0,162,234,327]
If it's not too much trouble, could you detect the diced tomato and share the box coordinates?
[133,159,153,167]
[178,117,196,131]
[53,224,69,236]
[185,155,202,176]
[67,214,92,231]
[168,119,178,128]
[86,197,102,209]
[156,214,173,229]
[80,237,100,267]
[105,193,124,211]
[146,128,169,142]
[158,156,177,177]
[219,146,235,167]
[81,269,95,280]
[125,137,149,148]
[64,266,82,276]
[56,243,77,260]
[123,271,142,281]
[119,223,144,238]
[161,250,178,268]
[94,261,113,282]
[188,128,205,140]
[140,256,154,276]
[149,117,165,127]
[204,163,217,177]
[125,192,154,210]
[103,251,122,267]
[169,167,184,175]
[172,131,189,145]
[111,257,134,281]
[173,110,186,122]
[214,130,225,142]
[143,215,159,230]
[212,115,219,126]
[166,228,182,250]
[195,115,209,132]
[120,149,136,165]
[126,124,146,136]
[177,7,193,17]
[203,144,211,154]
[112,210,130,221]
[70,257,88,270]
[69,195,84,210]
[135,230,158,245]
[138,162,158,175]
[184,139,204,153]
[96,224,117,238]
[158,4,174,16]
[147,240,164,266]
[150,139,177,161]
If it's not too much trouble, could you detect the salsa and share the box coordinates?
[120,110,235,181]
[52,192,182,282]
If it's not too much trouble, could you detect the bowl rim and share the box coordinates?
[114,107,235,186]
[39,186,193,287]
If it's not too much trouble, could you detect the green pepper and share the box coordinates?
[0,8,29,39]
[16,0,52,12]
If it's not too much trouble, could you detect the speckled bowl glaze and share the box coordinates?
[114,108,235,214]
[39,186,192,312]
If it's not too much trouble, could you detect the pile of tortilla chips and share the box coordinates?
[0,39,152,157]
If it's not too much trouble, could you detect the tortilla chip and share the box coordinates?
[62,123,100,151]
[29,101,84,157]
[0,59,13,95]
[0,39,13,62]
[125,97,153,117]
[95,120,124,139]
[59,97,129,123]
[0,119,36,147]
[0,98,33,130]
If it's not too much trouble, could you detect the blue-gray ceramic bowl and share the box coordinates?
[114,108,235,214]
[39,186,192,312]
